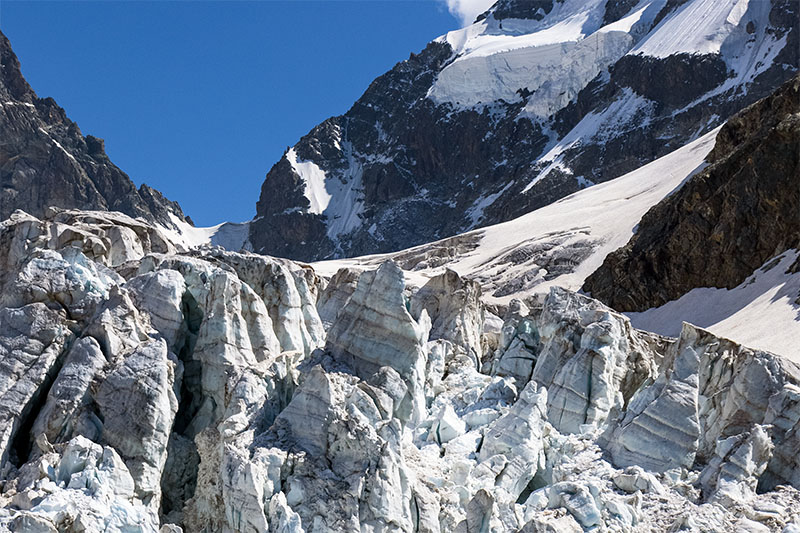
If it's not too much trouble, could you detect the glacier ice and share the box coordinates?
[0,209,797,532]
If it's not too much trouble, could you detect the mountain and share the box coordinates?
[0,207,798,532]
[312,128,720,303]
[0,31,190,229]
[311,75,799,359]
[249,0,798,261]
[0,3,798,530]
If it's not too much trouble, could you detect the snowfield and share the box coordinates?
[287,145,366,242]
[633,0,758,58]
[286,148,331,216]
[628,250,800,363]
[313,129,720,296]
[428,0,659,113]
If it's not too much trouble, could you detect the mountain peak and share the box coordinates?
[249,0,797,262]
[0,30,191,229]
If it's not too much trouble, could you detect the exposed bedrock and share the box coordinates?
[0,32,189,228]
[584,74,800,311]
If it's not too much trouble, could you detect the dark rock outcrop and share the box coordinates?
[583,75,800,311]
[0,31,190,228]
[477,0,556,22]
[249,40,550,260]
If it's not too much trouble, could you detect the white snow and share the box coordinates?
[429,0,779,117]
[466,182,512,226]
[285,145,365,244]
[664,0,784,113]
[286,148,331,215]
[441,129,717,301]
[599,1,664,34]
[632,0,754,58]
[38,127,77,163]
[430,1,628,112]
[162,213,252,252]
[428,0,665,115]
[523,88,653,191]
[628,251,800,362]
[0,101,35,108]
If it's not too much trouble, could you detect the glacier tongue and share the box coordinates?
[0,209,798,532]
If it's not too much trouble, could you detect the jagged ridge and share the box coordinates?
[0,31,190,229]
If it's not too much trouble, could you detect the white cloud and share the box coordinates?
[442,0,497,27]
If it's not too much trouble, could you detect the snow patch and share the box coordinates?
[0,101,35,108]
[38,127,77,163]
[286,148,331,215]
[523,88,653,191]
[466,182,513,226]
[627,251,800,363]
[430,31,633,113]
[161,214,252,252]
[286,145,366,243]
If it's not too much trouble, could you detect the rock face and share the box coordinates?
[0,31,190,228]
[0,209,799,532]
[250,0,798,261]
[584,74,800,311]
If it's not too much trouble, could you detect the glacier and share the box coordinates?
[0,192,794,532]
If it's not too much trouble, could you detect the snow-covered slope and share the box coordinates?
[313,129,718,299]
[628,250,800,359]
[633,0,767,57]
[429,0,659,114]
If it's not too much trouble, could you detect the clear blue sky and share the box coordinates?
[0,1,460,226]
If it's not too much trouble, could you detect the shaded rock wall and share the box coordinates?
[584,74,800,311]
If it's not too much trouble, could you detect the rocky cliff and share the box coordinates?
[0,208,798,532]
[583,74,800,311]
[250,0,798,261]
[0,31,190,229]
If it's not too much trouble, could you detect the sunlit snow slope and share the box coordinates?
[429,0,660,114]
[628,251,800,360]
[313,130,719,300]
